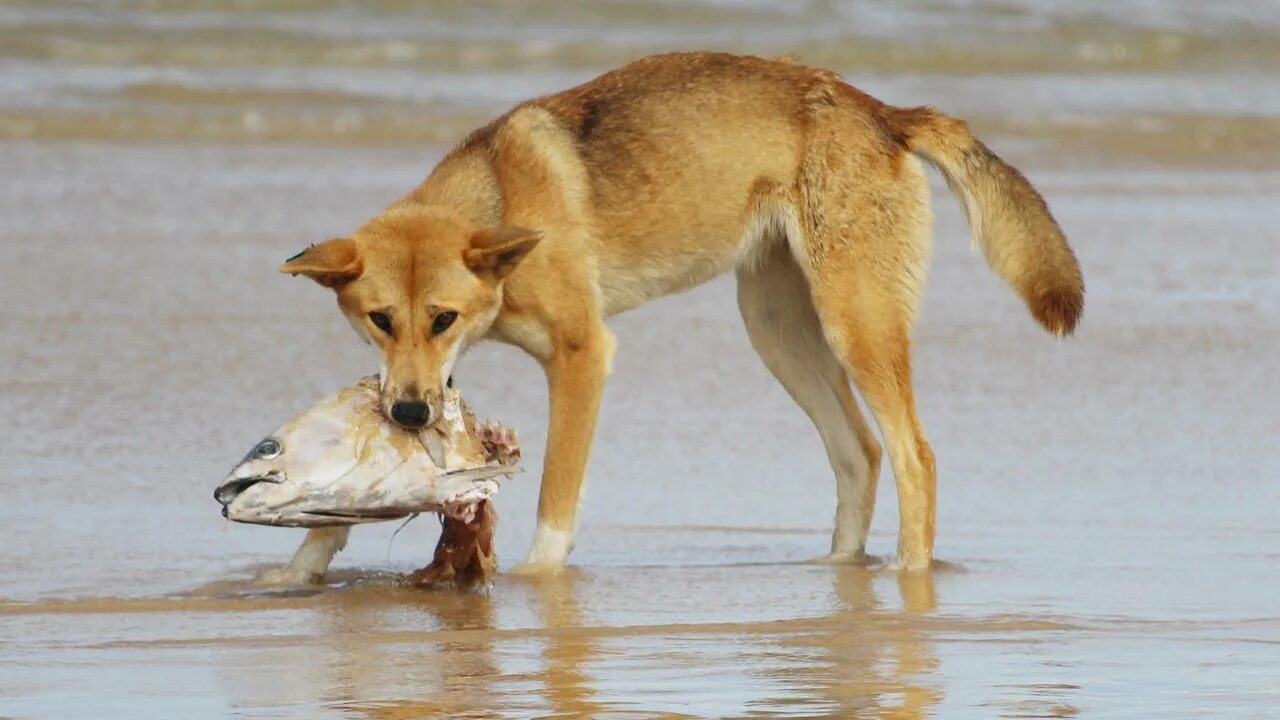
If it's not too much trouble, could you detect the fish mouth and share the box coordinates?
[216,471,284,513]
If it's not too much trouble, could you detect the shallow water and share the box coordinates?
[2,1,1278,718]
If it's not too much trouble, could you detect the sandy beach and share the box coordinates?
[1,1,1278,717]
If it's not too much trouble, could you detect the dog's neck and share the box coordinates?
[394,144,503,229]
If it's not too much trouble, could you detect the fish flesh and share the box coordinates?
[214,376,520,528]
[408,499,500,591]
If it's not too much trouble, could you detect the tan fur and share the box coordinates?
[282,52,1083,570]
[887,106,1084,335]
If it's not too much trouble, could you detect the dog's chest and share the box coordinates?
[485,312,554,360]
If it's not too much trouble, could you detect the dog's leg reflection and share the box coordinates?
[794,567,941,719]
[525,571,605,717]
[881,571,941,718]
[321,586,500,719]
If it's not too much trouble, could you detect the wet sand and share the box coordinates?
[2,1,1279,717]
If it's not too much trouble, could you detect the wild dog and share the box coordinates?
[273,51,1081,579]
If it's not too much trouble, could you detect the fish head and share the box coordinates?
[215,378,413,526]
[214,377,515,527]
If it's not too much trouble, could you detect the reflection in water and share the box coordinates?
[205,566,1088,717]
[323,583,501,719]
[299,573,605,719]
[522,571,607,719]
[205,569,951,718]
[753,568,942,719]
[884,571,942,719]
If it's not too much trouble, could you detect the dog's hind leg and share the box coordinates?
[798,145,938,570]
[737,237,882,562]
[255,526,351,586]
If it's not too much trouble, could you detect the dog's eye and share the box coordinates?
[369,312,393,336]
[255,439,281,459]
[447,375,454,388]
[432,311,458,335]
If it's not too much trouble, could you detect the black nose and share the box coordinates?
[390,400,430,428]
[215,477,263,506]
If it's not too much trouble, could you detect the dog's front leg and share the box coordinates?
[517,327,614,572]
[254,526,351,586]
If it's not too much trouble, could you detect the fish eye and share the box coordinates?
[369,311,393,336]
[255,439,281,459]
[432,311,458,335]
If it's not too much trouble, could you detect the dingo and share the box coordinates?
[278,52,1082,576]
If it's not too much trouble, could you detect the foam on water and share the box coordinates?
[2,0,1279,152]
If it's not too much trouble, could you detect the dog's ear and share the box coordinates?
[279,237,362,288]
[464,226,541,280]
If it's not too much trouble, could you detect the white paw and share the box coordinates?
[808,550,873,566]
[888,554,935,572]
[253,565,323,587]
[507,560,567,577]
[522,522,574,569]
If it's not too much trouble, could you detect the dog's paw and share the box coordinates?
[507,560,567,577]
[808,550,878,566]
[253,565,324,587]
[890,549,937,572]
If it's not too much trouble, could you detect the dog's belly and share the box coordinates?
[596,239,741,316]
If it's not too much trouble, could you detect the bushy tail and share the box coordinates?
[889,106,1084,336]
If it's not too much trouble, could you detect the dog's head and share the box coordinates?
[281,207,539,429]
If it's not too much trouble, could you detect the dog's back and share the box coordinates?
[444,52,1082,333]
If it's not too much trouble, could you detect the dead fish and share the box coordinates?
[214,376,520,527]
